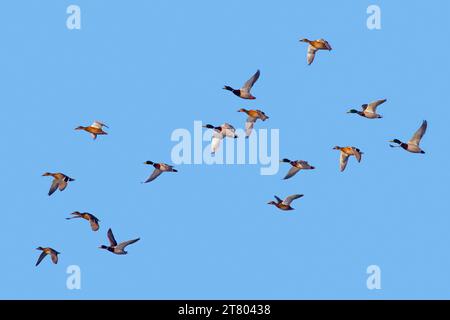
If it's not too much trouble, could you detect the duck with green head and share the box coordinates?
[347,99,386,119]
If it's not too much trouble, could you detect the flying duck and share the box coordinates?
[299,38,332,65]
[35,247,60,266]
[99,228,140,255]
[333,146,363,172]
[237,108,269,138]
[223,70,260,99]
[390,120,427,154]
[268,194,304,211]
[143,161,178,183]
[280,159,315,180]
[42,172,75,196]
[66,211,100,231]
[347,99,387,119]
[75,121,108,140]
[203,123,238,154]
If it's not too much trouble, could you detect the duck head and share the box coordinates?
[74,126,85,130]
[333,146,342,150]
[280,158,291,163]
[36,247,44,251]
[202,124,215,129]
[347,109,359,114]
[99,245,109,250]
[389,139,402,144]
[267,201,278,206]
[143,161,155,165]
[299,38,310,43]
[42,172,52,177]
[237,108,248,113]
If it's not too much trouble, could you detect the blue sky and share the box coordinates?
[1,0,449,299]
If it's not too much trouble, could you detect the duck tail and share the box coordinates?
[223,85,233,91]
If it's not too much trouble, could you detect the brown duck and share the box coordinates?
[66,211,100,231]
[35,247,60,266]
[75,121,108,140]
[42,172,75,196]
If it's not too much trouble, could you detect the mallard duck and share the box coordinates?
[237,108,269,137]
[35,247,60,266]
[203,123,238,154]
[299,38,332,65]
[42,172,75,196]
[66,211,100,231]
[268,194,304,211]
[280,159,315,180]
[390,120,427,154]
[333,146,363,172]
[99,229,140,255]
[347,99,387,119]
[143,161,178,183]
[75,121,108,140]
[223,70,260,99]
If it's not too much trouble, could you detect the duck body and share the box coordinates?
[299,38,332,65]
[35,247,60,266]
[42,172,75,196]
[66,211,100,231]
[238,108,269,137]
[333,146,363,172]
[75,121,108,140]
[347,99,386,119]
[99,229,140,255]
[280,158,315,180]
[390,120,427,154]
[143,161,178,183]
[268,194,304,211]
[223,70,260,100]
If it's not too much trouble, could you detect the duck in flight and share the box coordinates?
[66,211,100,231]
[280,159,315,180]
[347,99,387,119]
[268,194,304,211]
[203,123,238,154]
[237,108,269,138]
[42,172,75,196]
[143,161,178,183]
[75,121,108,140]
[35,247,60,266]
[389,120,427,154]
[99,229,140,255]
[333,146,363,172]
[299,38,332,65]
[223,70,260,99]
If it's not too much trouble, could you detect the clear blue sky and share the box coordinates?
[1,0,449,299]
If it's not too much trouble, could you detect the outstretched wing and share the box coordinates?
[365,99,387,113]
[352,148,362,163]
[58,179,68,191]
[145,169,162,183]
[241,69,260,92]
[339,152,350,172]
[92,121,108,129]
[274,195,283,203]
[282,194,304,205]
[107,228,118,247]
[50,251,59,264]
[116,238,140,251]
[211,134,223,154]
[48,179,60,196]
[245,116,256,137]
[89,216,100,231]
[408,120,427,146]
[307,45,318,65]
[35,252,47,266]
[283,167,301,180]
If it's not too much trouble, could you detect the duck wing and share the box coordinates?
[365,99,386,113]
[35,251,47,266]
[92,121,108,129]
[48,178,61,196]
[352,148,362,163]
[241,69,260,93]
[245,116,257,137]
[339,152,350,172]
[89,216,100,231]
[211,132,223,154]
[50,250,59,264]
[107,228,118,247]
[408,120,427,146]
[307,45,318,65]
[58,179,68,191]
[282,194,304,205]
[145,169,162,183]
[116,238,140,251]
[274,195,283,203]
[283,166,301,180]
